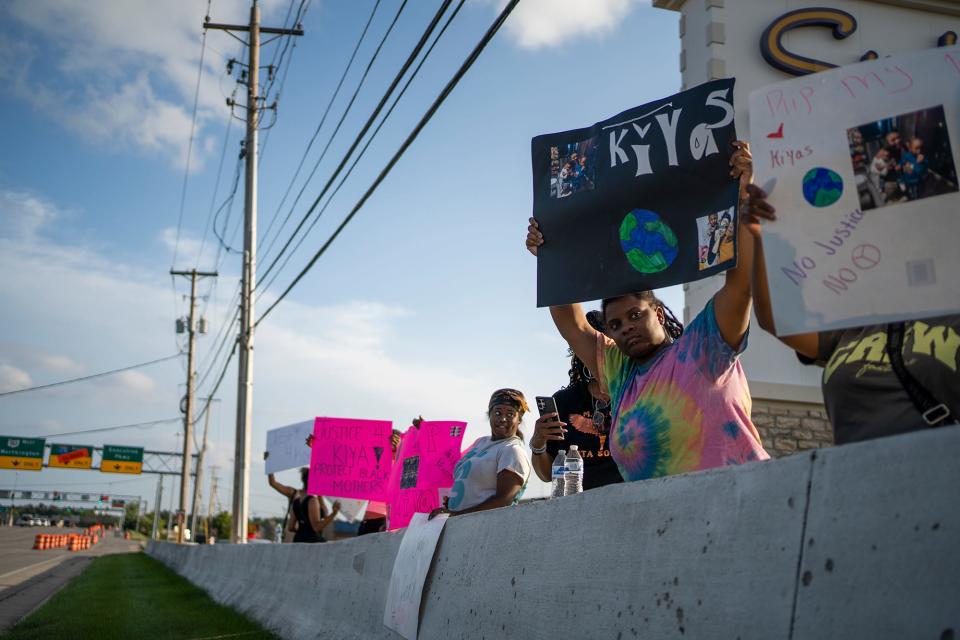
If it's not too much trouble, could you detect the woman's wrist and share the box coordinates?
[530,441,548,455]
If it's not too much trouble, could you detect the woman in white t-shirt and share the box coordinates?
[430,389,532,518]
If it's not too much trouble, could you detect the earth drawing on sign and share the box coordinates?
[618,209,678,274]
[802,167,843,207]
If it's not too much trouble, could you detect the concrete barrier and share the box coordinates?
[148,426,960,640]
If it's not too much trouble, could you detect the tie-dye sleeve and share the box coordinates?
[596,332,624,398]
[680,298,749,382]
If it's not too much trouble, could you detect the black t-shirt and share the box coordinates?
[291,494,326,543]
[799,314,960,444]
[545,383,623,490]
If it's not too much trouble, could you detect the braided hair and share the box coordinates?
[600,291,684,341]
[566,352,592,387]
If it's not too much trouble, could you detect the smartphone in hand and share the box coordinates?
[535,395,558,417]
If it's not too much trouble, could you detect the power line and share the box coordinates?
[257,0,467,298]
[258,0,310,164]
[39,418,183,439]
[256,0,519,325]
[196,304,240,393]
[194,340,238,427]
[195,95,236,271]
[257,0,408,277]
[171,0,213,270]
[0,354,183,398]
[257,0,382,257]
[212,150,244,259]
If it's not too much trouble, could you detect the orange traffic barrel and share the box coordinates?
[32,534,44,550]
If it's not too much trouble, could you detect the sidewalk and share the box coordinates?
[0,534,140,632]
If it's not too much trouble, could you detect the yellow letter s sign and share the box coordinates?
[760,8,858,76]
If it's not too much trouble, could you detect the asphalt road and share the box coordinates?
[0,525,137,587]
[0,525,141,631]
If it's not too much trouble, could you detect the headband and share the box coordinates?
[488,388,528,414]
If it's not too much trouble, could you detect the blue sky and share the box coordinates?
[0,0,682,519]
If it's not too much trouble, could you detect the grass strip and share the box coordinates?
[5,552,279,640]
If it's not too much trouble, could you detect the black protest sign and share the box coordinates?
[532,79,740,307]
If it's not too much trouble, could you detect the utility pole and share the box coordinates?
[189,397,219,539]
[166,476,176,540]
[170,269,217,543]
[151,475,163,539]
[206,1,303,544]
[206,469,219,542]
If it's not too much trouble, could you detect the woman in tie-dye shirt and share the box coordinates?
[525,141,770,481]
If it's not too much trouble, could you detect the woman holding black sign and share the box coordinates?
[526,141,770,483]
[745,184,959,443]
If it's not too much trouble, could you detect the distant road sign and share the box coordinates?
[0,437,45,471]
[101,445,144,474]
[49,443,93,469]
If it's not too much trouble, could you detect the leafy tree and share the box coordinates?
[211,511,231,540]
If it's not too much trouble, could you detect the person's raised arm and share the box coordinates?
[265,451,297,499]
[527,218,600,374]
[713,141,759,349]
[307,496,340,534]
[745,184,819,360]
[431,470,524,518]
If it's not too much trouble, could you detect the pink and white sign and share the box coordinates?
[415,421,467,489]
[308,417,393,502]
[386,421,466,530]
[750,46,960,335]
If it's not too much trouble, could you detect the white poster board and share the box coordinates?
[750,46,960,336]
[264,420,314,475]
[322,497,368,523]
[383,512,448,640]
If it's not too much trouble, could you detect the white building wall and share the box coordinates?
[657,0,960,402]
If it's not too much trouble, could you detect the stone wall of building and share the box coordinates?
[752,399,833,458]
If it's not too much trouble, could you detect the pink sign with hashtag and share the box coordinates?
[386,421,466,529]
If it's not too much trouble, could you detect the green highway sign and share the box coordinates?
[101,445,144,475]
[0,437,45,471]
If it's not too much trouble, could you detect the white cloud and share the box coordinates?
[0,0,288,168]
[31,354,85,375]
[0,364,32,393]
[159,227,223,272]
[108,370,157,394]
[0,190,61,240]
[498,0,640,49]
[0,342,86,376]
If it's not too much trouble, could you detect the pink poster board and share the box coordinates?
[386,421,466,530]
[416,421,467,489]
[307,416,393,502]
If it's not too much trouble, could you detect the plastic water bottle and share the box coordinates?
[564,445,583,495]
[550,449,567,498]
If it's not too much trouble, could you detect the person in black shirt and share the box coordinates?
[747,183,958,442]
[267,467,340,543]
[531,339,624,490]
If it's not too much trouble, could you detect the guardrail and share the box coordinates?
[149,426,960,640]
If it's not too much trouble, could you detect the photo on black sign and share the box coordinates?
[549,136,599,199]
[696,206,736,271]
[847,104,958,211]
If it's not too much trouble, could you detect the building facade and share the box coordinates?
[653,0,960,456]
